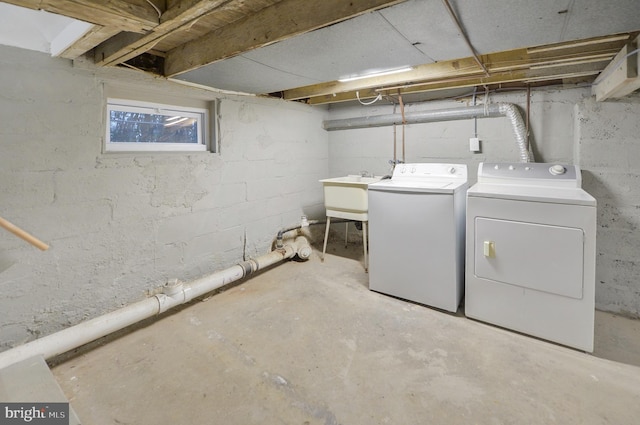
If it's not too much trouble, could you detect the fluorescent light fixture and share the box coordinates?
[338,67,413,83]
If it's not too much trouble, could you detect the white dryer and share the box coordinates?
[368,163,468,312]
[465,162,596,352]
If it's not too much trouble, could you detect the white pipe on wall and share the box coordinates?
[0,236,308,370]
[323,102,534,162]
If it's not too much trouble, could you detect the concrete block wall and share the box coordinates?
[576,97,640,317]
[0,45,328,350]
[328,88,640,317]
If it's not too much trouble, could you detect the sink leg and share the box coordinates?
[345,222,348,248]
[321,216,331,262]
[363,221,368,272]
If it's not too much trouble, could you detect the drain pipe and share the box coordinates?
[323,103,534,162]
[275,216,352,259]
[0,235,311,370]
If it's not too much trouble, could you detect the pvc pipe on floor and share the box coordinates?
[0,237,308,370]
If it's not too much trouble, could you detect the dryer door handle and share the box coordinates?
[483,241,495,258]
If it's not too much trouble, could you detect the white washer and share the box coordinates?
[466,162,597,352]
[368,163,468,312]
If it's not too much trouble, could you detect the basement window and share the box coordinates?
[106,98,208,152]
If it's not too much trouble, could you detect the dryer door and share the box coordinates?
[474,217,584,299]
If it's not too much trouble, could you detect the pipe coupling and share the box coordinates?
[238,259,258,277]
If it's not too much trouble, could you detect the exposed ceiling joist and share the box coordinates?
[59,25,121,59]
[276,33,635,104]
[593,35,640,101]
[94,0,235,66]
[164,0,409,77]
[1,0,638,104]
[1,0,160,33]
[305,64,606,105]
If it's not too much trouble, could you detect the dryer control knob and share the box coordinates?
[550,164,566,175]
[448,167,456,174]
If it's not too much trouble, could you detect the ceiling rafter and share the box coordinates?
[58,25,122,59]
[163,0,409,77]
[1,0,160,33]
[274,33,637,104]
[93,0,237,66]
[1,1,637,104]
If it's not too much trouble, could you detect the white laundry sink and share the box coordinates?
[319,175,382,219]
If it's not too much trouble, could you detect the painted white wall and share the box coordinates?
[328,88,640,317]
[0,45,328,350]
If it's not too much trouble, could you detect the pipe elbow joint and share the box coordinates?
[294,236,312,260]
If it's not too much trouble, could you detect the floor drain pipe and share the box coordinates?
[0,236,310,370]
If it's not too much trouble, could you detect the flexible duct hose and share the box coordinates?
[496,103,533,163]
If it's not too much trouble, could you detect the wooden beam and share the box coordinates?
[164,0,409,77]
[279,35,629,102]
[593,37,640,101]
[526,34,632,54]
[304,61,608,105]
[58,26,122,59]
[94,31,147,64]
[94,0,234,66]
[2,0,159,33]
[282,57,482,101]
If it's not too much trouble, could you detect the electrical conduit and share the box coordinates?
[0,235,312,370]
[323,102,534,163]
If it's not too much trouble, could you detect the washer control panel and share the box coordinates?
[393,163,467,180]
[478,162,581,187]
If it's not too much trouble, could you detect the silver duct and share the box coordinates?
[323,102,534,163]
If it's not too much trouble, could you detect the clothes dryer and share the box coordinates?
[466,162,596,351]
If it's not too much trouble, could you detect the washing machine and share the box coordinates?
[465,162,596,352]
[368,163,468,312]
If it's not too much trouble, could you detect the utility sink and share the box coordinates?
[319,175,382,219]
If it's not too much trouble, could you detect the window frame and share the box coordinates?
[105,98,209,153]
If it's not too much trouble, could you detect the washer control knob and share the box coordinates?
[549,164,566,175]
[525,166,531,171]
[508,165,515,171]
[494,165,499,170]
[448,167,456,174]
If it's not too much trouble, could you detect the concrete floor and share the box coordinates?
[51,246,640,425]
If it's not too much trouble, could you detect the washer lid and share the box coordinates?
[467,182,596,206]
[368,162,468,193]
[368,179,467,193]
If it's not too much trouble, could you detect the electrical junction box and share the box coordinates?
[470,137,480,152]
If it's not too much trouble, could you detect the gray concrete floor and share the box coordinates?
[51,245,640,425]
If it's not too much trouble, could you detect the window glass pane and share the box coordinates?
[109,110,199,144]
